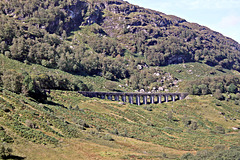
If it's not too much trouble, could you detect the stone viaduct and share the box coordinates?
[78,91,188,105]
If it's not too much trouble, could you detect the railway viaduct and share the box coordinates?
[79,91,188,105]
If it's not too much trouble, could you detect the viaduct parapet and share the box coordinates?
[79,91,188,105]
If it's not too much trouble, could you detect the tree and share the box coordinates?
[0,143,13,159]
[199,84,209,95]
[228,83,237,93]
[21,72,34,96]
[10,37,28,61]
[1,70,23,93]
[192,85,201,95]
[214,89,224,100]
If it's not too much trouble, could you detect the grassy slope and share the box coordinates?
[161,62,236,92]
[161,62,234,81]
[1,89,240,159]
[0,55,240,159]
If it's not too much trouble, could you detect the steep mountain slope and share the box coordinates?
[1,0,240,77]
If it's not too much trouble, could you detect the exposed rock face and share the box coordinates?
[47,1,89,33]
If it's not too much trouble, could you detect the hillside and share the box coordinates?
[1,0,240,85]
[1,0,240,159]
[0,75,240,159]
[0,71,240,159]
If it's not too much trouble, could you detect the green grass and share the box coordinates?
[1,87,240,159]
[161,62,234,81]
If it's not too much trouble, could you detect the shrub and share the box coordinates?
[167,111,173,121]
[103,134,114,141]
[228,83,238,93]
[143,106,153,111]
[113,129,119,135]
[216,126,225,134]
[25,119,37,129]
[236,93,240,100]
[0,128,13,143]
[146,121,154,126]
[75,105,79,110]
[190,121,198,130]
[199,84,210,95]
[96,126,101,132]
[76,119,89,128]
[122,129,128,137]
[234,100,239,105]
[215,100,222,106]
[213,144,226,151]
[213,148,240,159]
[1,70,23,93]
[196,149,213,159]
[192,85,201,95]
[182,115,190,127]
[0,144,13,159]
[180,153,194,160]
[214,89,224,100]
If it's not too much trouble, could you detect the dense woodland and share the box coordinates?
[1,0,240,91]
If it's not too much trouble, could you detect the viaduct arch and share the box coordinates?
[79,91,188,105]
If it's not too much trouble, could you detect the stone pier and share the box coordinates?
[79,91,188,106]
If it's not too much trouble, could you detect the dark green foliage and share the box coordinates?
[188,75,240,96]
[192,85,201,95]
[198,84,210,95]
[0,67,89,100]
[234,100,239,105]
[129,67,175,91]
[1,70,47,102]
[1,70,23,94]
[228,83,238,93]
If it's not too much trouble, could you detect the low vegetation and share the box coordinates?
[0,84,240,159]
[0,0,240,159]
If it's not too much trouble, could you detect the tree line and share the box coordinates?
[187,75,239,97]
